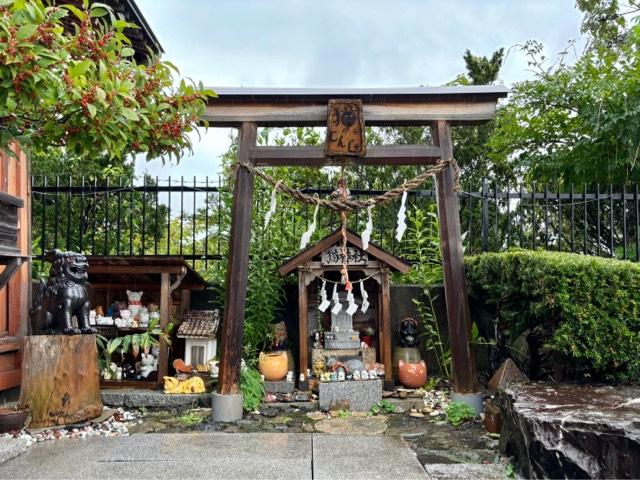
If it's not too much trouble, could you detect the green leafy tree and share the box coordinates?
[489,3,640,185]
[0,0,213,162]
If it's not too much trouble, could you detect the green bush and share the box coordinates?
[466,250,640,383]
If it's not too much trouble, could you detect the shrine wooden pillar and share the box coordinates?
[158,272,170,380]
[217,122,258,396]
[379,268,393,390]
[297,270,309,390]
[432,120,477,393]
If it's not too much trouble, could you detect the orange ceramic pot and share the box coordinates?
[258,351,288,381]
[398,359,427,388]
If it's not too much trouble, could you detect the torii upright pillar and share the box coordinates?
[213,122,257,422]
[433,120,477,396]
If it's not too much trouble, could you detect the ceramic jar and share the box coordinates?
[397,359,427,388]
[393,346,422,378]
[258,351,288,381]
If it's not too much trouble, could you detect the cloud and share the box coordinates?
[135,0,583,175]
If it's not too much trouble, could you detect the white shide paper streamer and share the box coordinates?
[299,203,319,250]
[346,290,358,316]
[361,205,374,251]
[263,182,280,228]
[318,280,331,312]
[395,190,408,242]
[360,281,369,314]
[331,283,342,315]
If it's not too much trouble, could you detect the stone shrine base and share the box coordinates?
[312,348,376,370]
[264,380,295,394]
[319,379,382,412]
[498,382,640,479]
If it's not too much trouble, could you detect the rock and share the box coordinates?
[409,412,425,418]
[293,392,310,402]
[498,382,640,479]
[260,408,278,418]
[487,358,527,392]
[306,411,326,421]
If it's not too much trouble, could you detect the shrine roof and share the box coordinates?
[177,310,220,339]
[207,86,509,104]
[278,228,411,276]
[86,256,207,291]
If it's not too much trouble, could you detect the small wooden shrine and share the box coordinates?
[279,228,410,389]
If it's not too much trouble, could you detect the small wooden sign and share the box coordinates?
[325,99,366,157]
[321,246,368,266]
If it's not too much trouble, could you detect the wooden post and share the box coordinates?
[380,269,394,390]
[433,120,477,393]
[19,335,103,428]
[298,270,308,390]
[158,272,170,381]
[181,289,191,316]
[218,122,257,395]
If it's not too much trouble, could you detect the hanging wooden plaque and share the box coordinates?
[325,99,366,157]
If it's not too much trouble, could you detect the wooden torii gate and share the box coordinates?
[203,86,508,420]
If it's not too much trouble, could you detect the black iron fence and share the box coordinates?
[31,176,640,274]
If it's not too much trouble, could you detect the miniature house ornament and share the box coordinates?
[177,310,220,367]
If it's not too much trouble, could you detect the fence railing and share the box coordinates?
[31,176,640,275]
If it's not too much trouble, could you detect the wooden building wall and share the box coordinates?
[0,144,30,390]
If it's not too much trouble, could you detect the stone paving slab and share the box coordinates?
[313,434,427,479]
[0,433,313,479]
[423,463,506,480]
[0,437,28,465]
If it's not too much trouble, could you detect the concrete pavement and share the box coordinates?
[0,432,429,479]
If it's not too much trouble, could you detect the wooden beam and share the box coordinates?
[88,265,184,274]
[88,283,205,291]
[202,101,500,127]
[433,120,477,394]
[298,271,309,390]
[158,272,170,383]
[251,145,441,167]
[217,122,258,395]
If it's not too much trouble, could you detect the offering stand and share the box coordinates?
[86,256,207,388]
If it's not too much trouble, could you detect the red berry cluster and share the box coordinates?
[36,23,54,47]
[80,87,97,116]
[160,118,185,139]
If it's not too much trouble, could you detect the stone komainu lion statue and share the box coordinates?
[30,250,96,335]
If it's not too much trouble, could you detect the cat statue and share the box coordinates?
[126,290,144,319]
[139,352,157,378]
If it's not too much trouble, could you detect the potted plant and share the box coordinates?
[97,319,173,381]
[0,405,30,433]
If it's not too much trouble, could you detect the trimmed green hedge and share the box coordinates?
[466,250,640,383]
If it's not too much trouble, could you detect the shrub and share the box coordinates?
[466,250,640,383]
[240,366,265,412]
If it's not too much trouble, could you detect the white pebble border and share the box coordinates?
[0,408,140,447]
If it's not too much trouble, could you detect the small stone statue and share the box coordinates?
[30,250,96,335]
[399,318,419,348]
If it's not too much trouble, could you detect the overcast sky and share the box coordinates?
[133,0,583,181]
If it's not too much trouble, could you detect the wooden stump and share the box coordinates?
[19,335,103,428]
